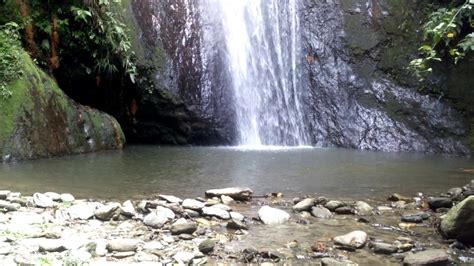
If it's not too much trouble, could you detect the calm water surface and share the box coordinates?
[0,146,472,200]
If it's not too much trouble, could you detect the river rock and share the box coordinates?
[184,209,200,218]
[199,240,216,254]
[39,239,66,252]
[121,200,136,217]
[321,258,358,266]
[159,195,183,204]
[211,203,232,211]
[171,222,197,235]
[335,207,354,215]
[258,206,290,225]
[334,231,368,249]
[447,187,463,197]
[230,211,245,221]
[107,239,139,252]
[205,187,253,201]
[94,203,121,221]
[428,197,452,210]
[370,242,397,254]
[174,251,195,264]
[311,206,333,219]
[0,200,20,211]
[388,193,412,202]
[440,196,474,244]
[227,219,248,230]
[156,206,175,220]
[0,190,10,200]
[182,199,205,210]
[293,198,316,212]
[355,201,373,215]
[33,193,55,208]
[67,202,102,220]
[324,200,345,211]
[202,206,230,220]
[45,192,61,201]
[403,249,449,265]
[143,211,169,228]
[221,195,235,205]
[60,193,75,203]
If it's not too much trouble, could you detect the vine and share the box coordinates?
[409,0,474,81]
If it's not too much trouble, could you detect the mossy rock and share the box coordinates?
[0,52,125,162]
[440,196,474,245]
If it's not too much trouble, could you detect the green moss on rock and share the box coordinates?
[0,52,125,162]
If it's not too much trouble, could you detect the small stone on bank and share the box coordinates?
[258,206,290,225]
[333,231,368,249]
[107,239,139,252]
[198,239,216,254]
[403,249,449,265]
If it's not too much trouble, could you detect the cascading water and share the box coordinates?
[202,0,311,146]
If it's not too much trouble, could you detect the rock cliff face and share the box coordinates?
[126,0,472,154]
[0,53,124,162]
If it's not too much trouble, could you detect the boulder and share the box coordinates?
[403,249,449,265]
[324,200,345,211]
[60,193,75,203]
[67,202,102,220]
[334,231,368,249]
[258,206,290,225]
[143,211,168,228]
[205,187,253,201]
[221,195,235,205]
[311,206,333,219]
[45,192,61,201]
[230,211,245,221]
[293,198,316,212]
[370,242,397,254]
[202,206,230,220]
[440,196,474,244]
[121,200,136,217]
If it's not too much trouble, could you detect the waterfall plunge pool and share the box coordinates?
[0,145,472,201]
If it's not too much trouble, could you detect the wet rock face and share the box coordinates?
[128,0,470,154]
[0,54,124,162]
[300,0,470,154]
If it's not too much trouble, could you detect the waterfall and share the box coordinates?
[202,0,310,146]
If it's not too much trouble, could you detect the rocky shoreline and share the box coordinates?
[0,182,473,265]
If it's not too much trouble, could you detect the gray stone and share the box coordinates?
[440,196,474,244]
[143,211,168,228]
[428,197,453,210]
[121,200,136,217]
[198,240,216,254]
[174,251,195,264]
[355,201,373,215]
[107,239,139,252]
[293,198,316,212]
[448,187,463,197]
[370,242,397,254]
[324,200,345,211]
[68,202,102,220]
[230,211,245,221]
[221,195,235,205]
[403,249,449,265]
[334,231,368,249]
[211,203,232,211]
[0,190,10,200]
[227,219,248,230]
[45,192,61,201]
[335,207,354,215]
[311,206,333,219]
[33,193,54,208]
[205,187,253,201]
[159,195,183,204]
[321,258,358,266]
[258,206,290,225]
[182,199,205,210]
[0,200,20,211]
[202,206,230,220]
[94,203,121,221]
[171,222,197,235]
[388,193,412,202]
[39,239,66,252]
[156,206,175,220]
[184,209,200,218]
[60,193,75,203]
[401,212,430,223]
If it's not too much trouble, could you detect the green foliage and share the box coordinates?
[410,0,474,80]
[69,0,137,82]
[0,22,23,99]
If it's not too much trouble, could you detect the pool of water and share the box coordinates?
[0,146,472,200]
